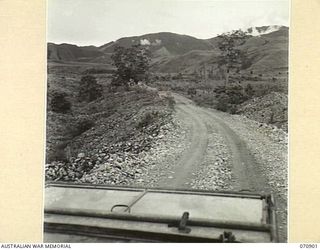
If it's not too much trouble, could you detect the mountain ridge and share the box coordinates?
[48,25,288,73]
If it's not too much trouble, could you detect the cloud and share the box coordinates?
[140,39,151,45]
[153,39,162,45]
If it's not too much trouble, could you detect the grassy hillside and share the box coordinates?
[99,32,213,55]
[48,43,104,62]
[240,27,289,72]
[151,50,217,73]
[48,26,289,75]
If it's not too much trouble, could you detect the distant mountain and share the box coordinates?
[98,32,213,55]
[239,26,289,71]
[47,43,103,62]
[154,26,288,73]
[48,26,288,73]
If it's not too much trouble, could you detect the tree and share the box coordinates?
[78,75,102,102]
[50,92,71,113]
[217,30,248,85]
[111,44,150,87]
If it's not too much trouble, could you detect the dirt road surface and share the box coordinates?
[157,94,269,192]
[153,93,287,242]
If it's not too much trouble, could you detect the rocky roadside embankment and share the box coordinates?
[237,92,288,131]
[218,111,288,242]
[45,108,189,187]
[46,87,177,183]
[79,114,188,187]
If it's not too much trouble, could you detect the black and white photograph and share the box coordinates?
[44,0,289,243]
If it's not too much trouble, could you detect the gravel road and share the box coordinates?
[156,94,270,192]
[45,91,287,242]
[141,93,287,242]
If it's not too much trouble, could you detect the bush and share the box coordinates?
[79,75,103,102]
[70,118,95,137]
[187,87,197,97]
[50,92,71,113]
[216,85,246,104]
[171,84,185,92]
[229,104,237,114]
[245,83,254,98]
[255,82,286,96]
[172,73,183,80]
[215,94,229,112]
[136,111,159,129]
[46,142,68,163]
[214,84,248,113]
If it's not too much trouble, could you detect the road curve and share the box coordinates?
[157,95,208,188]
[157,93,269,192]
[155,93,285,242]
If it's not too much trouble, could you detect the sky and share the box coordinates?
[47,0,289,46]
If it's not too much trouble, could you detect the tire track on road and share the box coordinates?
[156,95,208,189]
[167,94,269,192]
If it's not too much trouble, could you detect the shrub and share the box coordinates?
[79,75,103,102]
[245,83,254,98]
[187,87,197,97]
[70,118,95,137]
[136,111,159,129]
[172,73,183,80]
[229,104,237,114]
[214,84,248,112]
[171,84,185,92]
[215,94,229,112]
[255,82,286,96]
[50,92,71,113]
[225,85,246,104]
[46,142,68,163]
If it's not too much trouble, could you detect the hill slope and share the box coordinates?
[48,26,288,73]
[47,43,104,62]
[99,32,213,55]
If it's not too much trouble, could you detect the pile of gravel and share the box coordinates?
[45,112,179,186]
[237,92,288,131]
